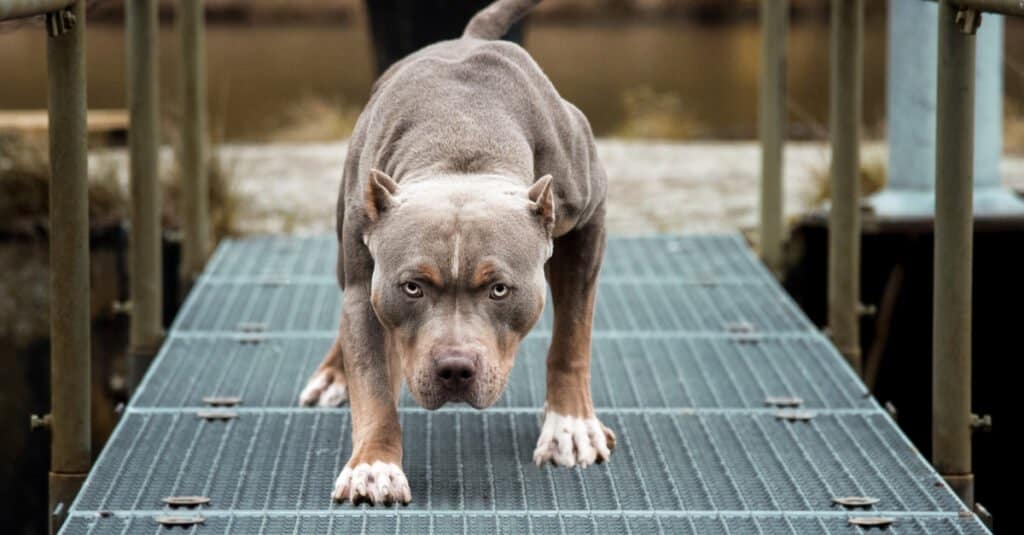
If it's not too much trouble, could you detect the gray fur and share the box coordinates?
[306,0,610,505]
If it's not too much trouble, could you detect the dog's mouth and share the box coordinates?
[410,386,493,411]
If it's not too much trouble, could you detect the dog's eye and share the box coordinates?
[489,283,510,300]
[402,282,423,298]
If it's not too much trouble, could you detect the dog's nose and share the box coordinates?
[435,351,477,390]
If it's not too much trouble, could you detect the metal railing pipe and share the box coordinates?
[925,0,1024,17]
[178,0,210,283]
[828,0,863,375]
[758,0,788,275]
[0,0,73,21]
[126,0,163,388]
[933,0,976,507]
[44,2,90,532]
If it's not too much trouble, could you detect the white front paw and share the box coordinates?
[533,411,615,468]
[299,370,348,407]
[332,461,411,505]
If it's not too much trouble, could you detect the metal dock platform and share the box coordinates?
[60,235,988,534]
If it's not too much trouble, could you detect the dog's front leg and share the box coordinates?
[533,215,616,467]
[330,285,410,505]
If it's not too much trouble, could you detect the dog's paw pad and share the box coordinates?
[332,461,411,505]
[533,411,615,468]
[299,370,348,407]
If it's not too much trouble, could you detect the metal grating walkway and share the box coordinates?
[61,235,989,534]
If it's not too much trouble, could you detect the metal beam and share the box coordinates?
[828,0,864,376]
[933,0,976,508]
[758,0,787,276]
[0,0,73,21]
[44,2,90,532]
[126,0,164,389]
[926,0,1024,17]
[178,0,210,283]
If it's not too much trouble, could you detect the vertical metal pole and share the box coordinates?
[127,0,163,389]
[934,0,976,508]
[759,0,787,275]
[179,0,210,283]
[45,2,90,532]
[828,0,863,375]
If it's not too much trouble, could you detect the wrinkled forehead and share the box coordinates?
[368,193,548,279]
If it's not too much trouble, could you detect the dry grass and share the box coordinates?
[807,156,887,208]
[263,95,362,142]
[162,152,241,241]
[614,86,703,140]
[0,132,240,240]
[0,134,127,236]
[1006,99,1024,155]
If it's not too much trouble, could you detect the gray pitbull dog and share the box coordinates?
[299,0,613,505]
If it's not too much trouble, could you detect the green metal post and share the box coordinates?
[0,0,74,20]
[179,0,210,283]
[45,2,90,532]
[828,0,863,376]
[126,0,163,389]
[934,0,977,507]
[759,0,787,275]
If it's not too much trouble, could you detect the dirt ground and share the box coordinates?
[85,139,1024,237]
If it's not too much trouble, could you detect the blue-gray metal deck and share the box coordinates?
[60,235,989,534]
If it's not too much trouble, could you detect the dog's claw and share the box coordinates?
[332,461,410,506]
[533,411,614,468]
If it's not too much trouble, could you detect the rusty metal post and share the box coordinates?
[828,0,863,376]
[758,0,787,276]
[179,0,210,283]
[44,2,90,532]
[934,0,977,508]
[126,0,163,389]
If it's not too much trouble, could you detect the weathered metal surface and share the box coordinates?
[59,235,988,534]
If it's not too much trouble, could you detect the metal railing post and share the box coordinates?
[44,2,90,532]
[126,0,163,389]
[934,0,977,507]
[758,0,787,275]
[828,0,863,376]
[179,0,210,283]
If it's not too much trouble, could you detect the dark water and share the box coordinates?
[1,19,897,141]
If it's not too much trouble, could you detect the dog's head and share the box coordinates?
[362,170,554,409]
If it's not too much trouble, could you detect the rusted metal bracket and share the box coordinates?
[833,496,880,508]
[202,396,242,407]
[848,516,895,528]
[774,410,815,422]
[856,303,877,318]
[162,496,211,508]
[154,515,206,527]
[30,413,53,430]
[44,6,75,37]
[764,396,803,408]
[237,321,268,333]
[970,413,992,432]
[196,410,238,421]
[955,7,982,34]
[238,334,265,345]
[111,300,132,315]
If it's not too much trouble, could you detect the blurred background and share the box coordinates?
[2,1,1022,533]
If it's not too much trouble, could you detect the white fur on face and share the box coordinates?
[533,411,612,468]
[332,461,412,505]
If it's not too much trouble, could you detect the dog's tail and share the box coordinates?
[463,0,541,40]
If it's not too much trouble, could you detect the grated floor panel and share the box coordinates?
[61,235,988,534]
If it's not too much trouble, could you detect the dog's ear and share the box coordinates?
[365,169,399,221]
[527,174,555,232]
